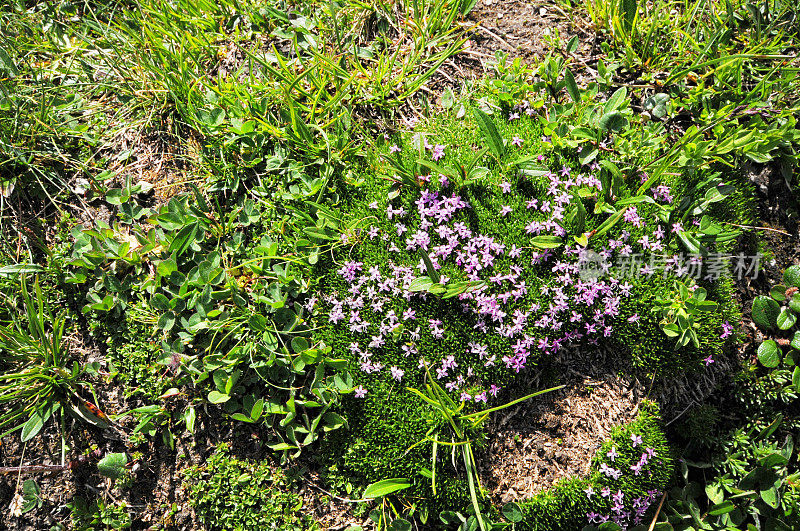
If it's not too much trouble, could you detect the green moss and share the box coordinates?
[103,315,173,402]
[320,382,473,516]
[183,444,317,531]
[518,401,674,530]
[313,96,739,509]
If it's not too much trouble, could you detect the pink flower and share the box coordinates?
[389,144,401,153]
[721,321,734,339]
[511,136,523,147]
[500,205,512,216]
[390,366,405,381]
[355,385,367,398]
[703,355,715,366]
[607,447,618,461]
[631,434,642,447]
[500,181,511,193]
[432,144,446,161]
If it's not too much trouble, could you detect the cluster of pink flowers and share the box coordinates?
[584,434,662,528]
[319,119,686,401]
[586,489,661,528]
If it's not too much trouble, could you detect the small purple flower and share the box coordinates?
[354,385,367,398]
[703,354,715,366]
[500,205,512,216]
[500,181,512,193]
[390,366,405,381]
[631,433,642,447]
[389,144,401,153]
[432,144,446,161]
[721,321,734,339]
[511,136,523,147]
[584,486,595,499]
[607,447,618,462]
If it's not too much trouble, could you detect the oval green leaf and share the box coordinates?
[777,308,797,330]
[363,478,411,499]
[752,296,781,330]
[758,340,781,368]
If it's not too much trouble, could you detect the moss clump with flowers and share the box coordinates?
[311,95,744,523]
[519,401,673,530]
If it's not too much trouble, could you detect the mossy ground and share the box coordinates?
[312,96,742,524]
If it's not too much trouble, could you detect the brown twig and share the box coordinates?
[0,455,92,476]
[720,222,792,237]
[648,492,668,531]
[474,25,516,52]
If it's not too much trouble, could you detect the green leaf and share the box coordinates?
[184,406,196,433]
[98,453,128,480]
[231,413,255,423]
[777,308,797,330]
[208,390,230,404]
[643,93,670,119]
[0,264,44,276]
[363,478,412,499]
[440,88,455,109]
[620,0,637,31]
[770,284,787,301]
[760,486,779,508]
[793,366,800,392]
[756,414,783,442]
[502,502,523,522]
[706,483,724,505]
[323,412,346,431]
[150,293,171,311]
[752,296,781,330]
[758,340,781,368]
[604,86,627,114]
[408,276,434,292]
[388,519,412,531]
[564,69,579,102]
[473,108,505,159]
[783,265,800,288]
[791,331,800,351]
[21,412,45,443]
[708,501,735,516]
[599,111,627,132]
[530,235,563,249]
[168,222,199,257]
[789,293,800,314]
[566,35,578,53]
[420,251,440,284]
[268,442,297,451]
[21,479,41,513]
[291,337,310,353]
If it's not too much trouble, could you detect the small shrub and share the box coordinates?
[183,444,317,531]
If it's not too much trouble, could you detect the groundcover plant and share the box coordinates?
[1,0,800,530]
[311,96,739,529]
